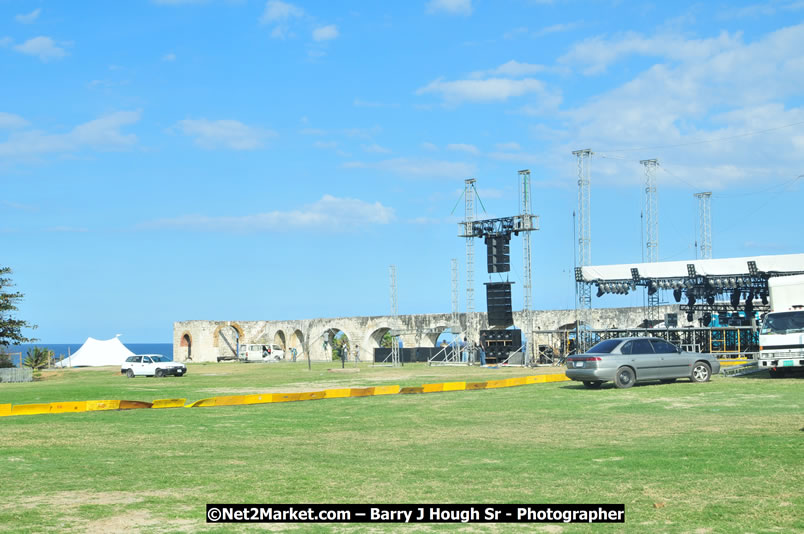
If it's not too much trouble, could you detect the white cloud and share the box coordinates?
[421,142,438,151]
[0,37,11,47]
[260,0,304,23]
[0,112,29,129]
[140,194,394,233]
[472,60,547,78]
[312,25,339,41]
[417,77,546,103]
[13,36,68,62]
[495,142,521,151]
[0,111,141,157]
[447,143,479,154]
[426,0,473,16]
[344,157,476,179]
[176,119,275,150]
[15,8,41,24]
[162,52,176,61]
[361,143,391,154]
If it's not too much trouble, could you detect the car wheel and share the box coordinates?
[126,369,135,378]
[583,381,602,389]
[690,362,711,383]
[155,369,164,378]
[614,367,635,389]
[660,378,677,384]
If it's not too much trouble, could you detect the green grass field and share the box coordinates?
[0,363,801,533]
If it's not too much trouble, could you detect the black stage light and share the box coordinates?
[745,292,754,315]
[596,286,604,298]
[687,291,696,307]
[730,289,741,309]
[673,288,682,302]
[686,312,694,322]
[648,282,658,296]
[761,291,768,305]
[706,294,715,306]
[702,313,712,327]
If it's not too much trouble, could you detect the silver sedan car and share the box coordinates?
[565,337,721,389]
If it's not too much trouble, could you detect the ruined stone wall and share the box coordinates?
[174,305,684,363]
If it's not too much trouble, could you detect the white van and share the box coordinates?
[238,344,285,362]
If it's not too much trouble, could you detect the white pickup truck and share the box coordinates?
[121,355,187,378]
[758,275,804,377]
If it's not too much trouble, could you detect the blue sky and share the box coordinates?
[2,0,803,342]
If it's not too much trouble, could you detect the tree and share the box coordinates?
[0,266,37,347]
[0,351,14,369]
[23,347,52,370]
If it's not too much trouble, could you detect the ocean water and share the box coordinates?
[3,343,173,367]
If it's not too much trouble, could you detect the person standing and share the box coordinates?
[354,344,360,362]
[343,343,350,362]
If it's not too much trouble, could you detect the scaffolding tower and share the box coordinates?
[572,149,593,351]
[387,265,401,366]
[695,192,712,260]
[519,169,536,364]
[641,159,660,322]
[464,178,477,363]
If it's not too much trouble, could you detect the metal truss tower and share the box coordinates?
[389,265,397,317]
[518,170,534,312]
[572,149,592,351]
[451,258,459,321]
[464,179,477,361]
[641,159,660,321]
[694,192,712,260]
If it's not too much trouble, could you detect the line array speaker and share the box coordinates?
[485,282,513,327]
[485,235,511,273]
[479,329,522,362]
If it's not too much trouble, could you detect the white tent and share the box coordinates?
[54,336,135,368]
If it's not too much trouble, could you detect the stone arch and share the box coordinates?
[212,322,244,347]
[213,323,243,360]
[424,325,453,347]
[289,329,304,360]
[273,330,287,351]
[319,326,353,361]
[179,331,193,361]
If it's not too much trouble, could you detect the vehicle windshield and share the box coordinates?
[585,339,622,354]
[761,311,804,335]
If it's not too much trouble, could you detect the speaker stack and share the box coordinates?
[479,328,522,363]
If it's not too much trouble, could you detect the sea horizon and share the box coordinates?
[3,342,174,367]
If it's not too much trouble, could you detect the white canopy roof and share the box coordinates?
[581,253,804,282]
[54,336,135,368]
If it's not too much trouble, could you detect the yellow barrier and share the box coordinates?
[243,394,273,405]
[442,381,467,392]
[11,403,51,416]
[152,398,186,409]
[214,395,247,406]
[3,372,571,417]
[272,393,301,403]
[421,383,444,393]
[506,377,528,387]
[298,391,327,401]
[119,400,153,410]
[186,398,216,408]
[49,401,87,414]
[86,400,121,411]
[373,385,400,396]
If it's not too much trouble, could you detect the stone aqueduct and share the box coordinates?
[173,305,682,363]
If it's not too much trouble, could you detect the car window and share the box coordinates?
[650,340,678,353]
[132,356,142,363]
[126,356,135,362]
[143,357,152,364]
[586,339,622,354]
[621,341,633,355]
[630,339,655,354]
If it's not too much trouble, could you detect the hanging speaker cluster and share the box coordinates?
[484,235,511,273]
[485,282,514,327]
